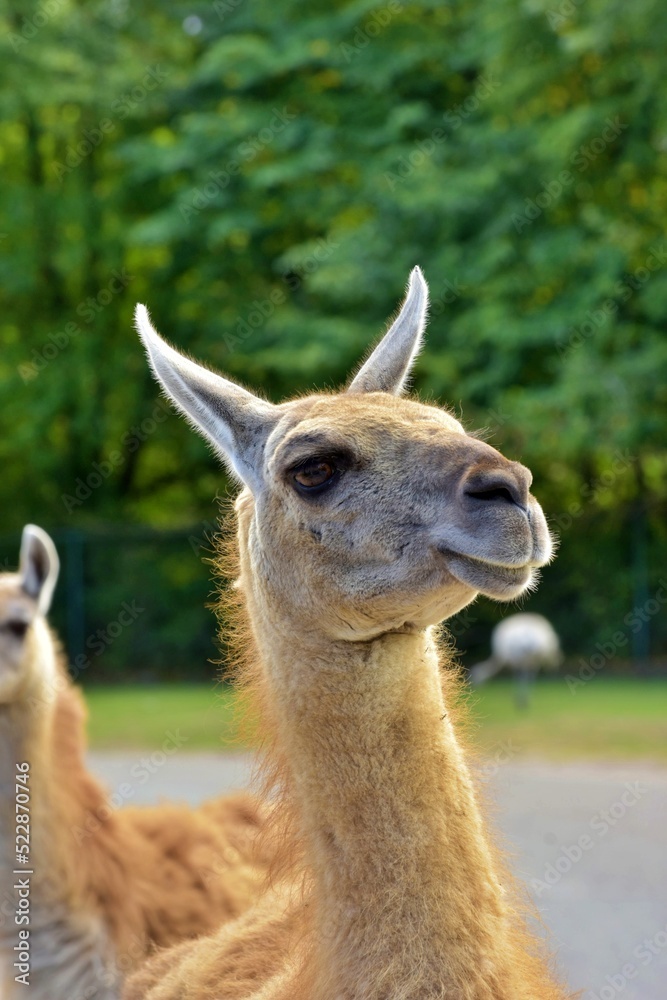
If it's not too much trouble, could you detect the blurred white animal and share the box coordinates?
[469,613,562,707]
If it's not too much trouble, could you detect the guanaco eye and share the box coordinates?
[293,459,337,492]
[1,620,28,640]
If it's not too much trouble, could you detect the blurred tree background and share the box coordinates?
[0,0,665,681]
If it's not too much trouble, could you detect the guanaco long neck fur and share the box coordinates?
[241,576,562,1000]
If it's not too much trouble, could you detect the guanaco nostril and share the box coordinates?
[464,471,529,509]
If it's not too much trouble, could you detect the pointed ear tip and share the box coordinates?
[134,305,160,350]
[21,524,58,562]
[410,265,428,288]
[22,524,45,545]
[134,303,150,329]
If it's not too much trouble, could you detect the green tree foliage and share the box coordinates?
[0,0,665,672]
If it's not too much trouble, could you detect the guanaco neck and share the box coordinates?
[0,629,121,1000]
[250,607,524,999]
[0,624,58,881]
[0,623,108,904]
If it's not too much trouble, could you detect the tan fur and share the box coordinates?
[0,565,271,999]
[125,530,567,1000]
[126,275,570,998]
[48,674,270,958]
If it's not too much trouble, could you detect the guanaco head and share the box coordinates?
[135,268,553,640]
[0,526,59,702]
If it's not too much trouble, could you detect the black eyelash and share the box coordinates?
[289,450,352,475]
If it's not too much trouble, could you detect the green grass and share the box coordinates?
[85,684,245,752]
[85,679,667,762]
[468,678,667,762]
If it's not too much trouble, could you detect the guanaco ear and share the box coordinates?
[135,306,278,491]
[347,266,429,395]
[20,525,59,615]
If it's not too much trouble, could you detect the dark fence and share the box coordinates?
[0,524,664,684]
[0,525,222,684]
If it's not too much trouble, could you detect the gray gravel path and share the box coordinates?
[88,752,667,1000]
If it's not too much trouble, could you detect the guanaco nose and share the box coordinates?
[463,463,531,512]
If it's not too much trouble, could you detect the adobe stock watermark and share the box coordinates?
[442,75,502,130]
[17,601,145,721]
[487,406,512,430]
[338,0,402,63]
[557,245,667,359]
[213,0,244,20]
[446,606,478,640]
[586,921,667,1000]
[71,729,189,845]
[282,234,341,292]
[48,929,143,998]
[219,288,286,352]
[512,117,627,232]
[61,398,171,513]
[565,580,667,693]
[18,269,134,383]
[532,780,649,895]
[217,235,341,352]
[8,0,65,51]
[478,739,520,782]
[52,67,170,181]
[198,842,252,888]
[430,277,468,314]
[75,932,143,998]
[464,404,514,446]
[384,74,501,190]
[550,449,635,533]
[69,600,145,679]
[547,0,586,29]
[179,107,297,221]
[188,518,219,558]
